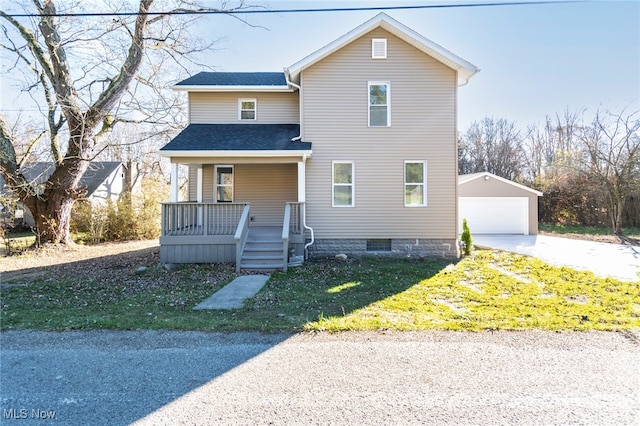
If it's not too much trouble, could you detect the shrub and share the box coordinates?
[71,178,165,243]
[134,178,163,239]
[460,218,473,256]
[105,196,138,241]
[71,200,109,243]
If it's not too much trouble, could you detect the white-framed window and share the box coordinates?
[368,81,390,127]
[215,165,234,202]
[404,161,427,207]
[372,38,387,59]
[332,161,354,207]
[238,98,257,120]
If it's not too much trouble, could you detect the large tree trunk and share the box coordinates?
[28,195,76,245]
[20,154,90,245]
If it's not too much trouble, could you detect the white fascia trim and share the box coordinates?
[459,172,543,196]
[160,150,312,158]
[377,15,480,85]
[171,85,294,92]
[285,12,479,86]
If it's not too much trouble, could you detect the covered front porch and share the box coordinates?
[159,124,312,271]
[160,201,307,272]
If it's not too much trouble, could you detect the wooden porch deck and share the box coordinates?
[160,202,306,271]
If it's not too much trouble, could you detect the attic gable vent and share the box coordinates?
[372,38,387,59]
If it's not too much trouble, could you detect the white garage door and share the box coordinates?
[459,197,529,235]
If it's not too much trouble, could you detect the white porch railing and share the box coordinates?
[161,202,249,236]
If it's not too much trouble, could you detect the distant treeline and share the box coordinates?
[458,108,639,232]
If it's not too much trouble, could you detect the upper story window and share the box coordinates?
[405,161,427,207]
[332,161,354,207]
[368,81,390,127]
[372,38,387,59]
[238,98,257,120]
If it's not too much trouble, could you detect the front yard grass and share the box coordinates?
[1,251,638,332]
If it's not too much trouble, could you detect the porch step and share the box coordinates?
[244,242,283,251]
[240,263,285,271]
[240,226,286,271]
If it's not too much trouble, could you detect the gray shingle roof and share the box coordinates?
[175,72,287,87]
[1,162,122,197]
[79,162,122,195]
[160,124,311,152]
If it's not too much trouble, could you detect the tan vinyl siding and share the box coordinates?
[188,165,197,201]
[189,92,299,124]
[235,163,297,226]
[203,165,214,202]
[302,28,458,239]
[187,165,215,202]
[188,163,297,226]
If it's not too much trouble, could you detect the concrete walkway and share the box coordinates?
[193,275,270,310]
[474,234,640,282]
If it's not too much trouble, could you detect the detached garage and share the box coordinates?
[458,172,543,235]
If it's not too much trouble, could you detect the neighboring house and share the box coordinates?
[159,13,479,271]
[458,172,543,235]
[0,162,127,228]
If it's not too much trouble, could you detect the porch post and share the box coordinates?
[196,166,203,202]
[297,160,306,202]
[170,162,179,202]
[197,166,203,228]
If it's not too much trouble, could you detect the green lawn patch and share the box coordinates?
[307,252,640,332]
[1,252,638,332]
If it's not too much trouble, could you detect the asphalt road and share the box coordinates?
[1,330,638,425]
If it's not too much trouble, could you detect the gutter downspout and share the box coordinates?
[303,204,315,260]
[300,153,315,259]
[286,68,315,257]
[285,68,302,142]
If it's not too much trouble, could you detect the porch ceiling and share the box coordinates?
[160,124,311,159]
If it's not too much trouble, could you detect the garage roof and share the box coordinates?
[458,172,543,196]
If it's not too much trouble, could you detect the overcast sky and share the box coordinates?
[1,0,638,131]
[197,0,640,130]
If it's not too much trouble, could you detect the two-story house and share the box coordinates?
[159,13,479,271]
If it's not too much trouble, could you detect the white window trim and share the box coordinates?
[372,38,387,59]
[368,81,391,127]
[238,98,257,121]
[215,165,234,203]
[332,161,354,208]
[404,160,427,207]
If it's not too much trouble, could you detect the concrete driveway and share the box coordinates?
[473,234,640,282]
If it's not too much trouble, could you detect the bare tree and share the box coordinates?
[459,117,524,180]
[523,110,583,182]
[581,108,640,234]
[0,0,250,245]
